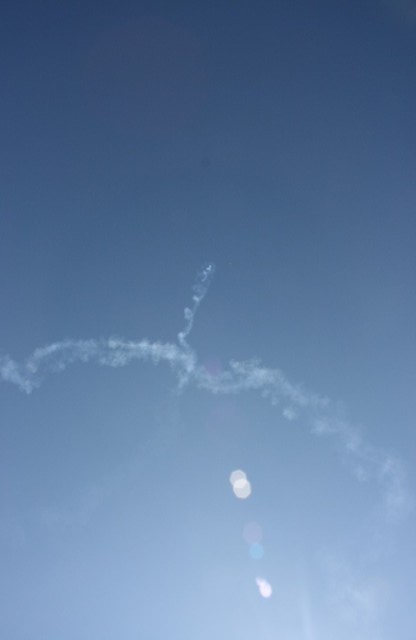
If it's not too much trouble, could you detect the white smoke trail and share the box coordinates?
[0,264,411,520]
[177,262,216,349]
[0,339,194,395]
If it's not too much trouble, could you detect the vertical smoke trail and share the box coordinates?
[177,262,216,349]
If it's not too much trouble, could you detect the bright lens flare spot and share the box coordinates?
[256,577,272,598]
[233,478,251,499]
[229,469,252,499]
[229,469,246,485]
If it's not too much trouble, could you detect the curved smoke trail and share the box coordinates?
[0,264,411,521]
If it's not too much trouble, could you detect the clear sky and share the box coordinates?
[1,1,415,638]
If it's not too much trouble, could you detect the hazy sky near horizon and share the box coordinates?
[1,1,416,639]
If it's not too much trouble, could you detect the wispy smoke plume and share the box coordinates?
[0,264,411,520]
[177,262,215,349]
[1,338,194,395]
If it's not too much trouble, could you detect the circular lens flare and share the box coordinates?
[229,469,252,499]
[243,521,263,544]
[249,543,264,559]
[232,478,251,499]
[229,469,246,485]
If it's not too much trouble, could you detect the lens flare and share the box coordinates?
[243,521,262,544]
[229,469,246,485]
[249,543,264,559]
[256,577,272,598]
[229,469,252,499]
[233,478,251,499]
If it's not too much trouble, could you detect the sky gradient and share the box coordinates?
[1,1,416,639]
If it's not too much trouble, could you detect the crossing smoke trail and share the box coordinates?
[0,265,411,520]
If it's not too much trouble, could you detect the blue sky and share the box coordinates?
[1,1,416,638]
